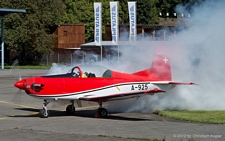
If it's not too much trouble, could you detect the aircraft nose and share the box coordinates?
[14,79,26,90]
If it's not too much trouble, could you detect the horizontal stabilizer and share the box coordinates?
[151,81,197,85]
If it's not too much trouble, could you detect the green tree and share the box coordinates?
[118,0,129,24]
[131,0,159,24]
[60,0,94,42]
[156,0,205,17]
[148,0,159,24]
[0,0,65,65]
[157,0,182,17]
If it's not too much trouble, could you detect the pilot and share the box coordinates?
[82,72,88,78]
[88,73,96,78]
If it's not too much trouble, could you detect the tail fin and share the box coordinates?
[132,49,172,81]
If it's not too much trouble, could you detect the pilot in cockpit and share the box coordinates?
[82,72,88,78]
[88,73,96,78]
[82,72,96,78]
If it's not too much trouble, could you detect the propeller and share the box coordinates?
[12,88,22,104]
[10,59,21,80]
[10,59,24,104]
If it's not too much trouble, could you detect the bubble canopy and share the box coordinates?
[67,65,112,78]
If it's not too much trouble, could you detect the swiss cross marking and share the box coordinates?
[163,57,168,64]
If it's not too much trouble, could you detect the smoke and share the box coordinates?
[108,0,225,112]
[49,0,225,112]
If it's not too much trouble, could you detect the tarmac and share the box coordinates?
[0,69,225,141]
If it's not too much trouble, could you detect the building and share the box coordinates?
[47,24,85,64]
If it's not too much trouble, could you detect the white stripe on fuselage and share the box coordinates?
[28,82,171,100]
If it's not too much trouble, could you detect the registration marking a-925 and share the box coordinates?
[131,83,150,91]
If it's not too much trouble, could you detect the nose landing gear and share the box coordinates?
[40,99,50,118]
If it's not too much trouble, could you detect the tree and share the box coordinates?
[0,0,65,65]
[157,0,182,17]
[156,0,206,18]
[59,0,95,42]
[118,0,129,24]
[132,0,159,24]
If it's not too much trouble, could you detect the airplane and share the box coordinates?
[14,49,196,118]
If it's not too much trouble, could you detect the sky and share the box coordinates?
[49,0,225,112]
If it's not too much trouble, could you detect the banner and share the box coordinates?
[128,1,136,43]
[94,2,102,46]
[110,1,119,45]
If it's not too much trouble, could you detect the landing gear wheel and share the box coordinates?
[97,108,108,118]
[66,105,75,115]
[40,109,50,118]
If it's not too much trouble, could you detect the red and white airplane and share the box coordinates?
[14,50,195,118]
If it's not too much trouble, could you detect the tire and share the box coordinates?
[66,105,75,115]
[97,108,108,118]
[40,109,50,118]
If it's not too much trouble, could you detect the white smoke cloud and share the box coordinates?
[49,0,225,112]
[108,0,225,112]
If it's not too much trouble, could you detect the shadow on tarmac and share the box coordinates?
[12,108,153,121]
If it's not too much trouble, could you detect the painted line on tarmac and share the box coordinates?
[0,100,37,109]
[0,100,100,110]
[0,117,11,120]
[0,99,101,119]
[0,100,38,120]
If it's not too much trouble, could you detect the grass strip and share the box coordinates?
[4,65,51,69]
[153,110,225,124]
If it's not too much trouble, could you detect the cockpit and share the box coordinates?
[67,65,112,78]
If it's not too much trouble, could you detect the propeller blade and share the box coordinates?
[12,89,22,104]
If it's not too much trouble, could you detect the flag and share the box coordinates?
[110,1,119,45]
[94,2,102,46]
[128,1,136,43]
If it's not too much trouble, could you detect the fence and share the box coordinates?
[40,50,115,65]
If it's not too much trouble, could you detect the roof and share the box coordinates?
[0,8,26,17]
[56,24,86,26]
[80,40,171,49]
[80,41,132,47]
[63,48,81,50]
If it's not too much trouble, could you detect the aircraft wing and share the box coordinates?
[79,89,166,102]
[78,81,196,102]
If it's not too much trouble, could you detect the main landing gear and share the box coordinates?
[97,102,108,118]
[66,100,76,115]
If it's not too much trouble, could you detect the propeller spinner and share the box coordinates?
[14,79,26,90]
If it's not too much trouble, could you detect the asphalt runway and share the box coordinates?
[0,69,225,141]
